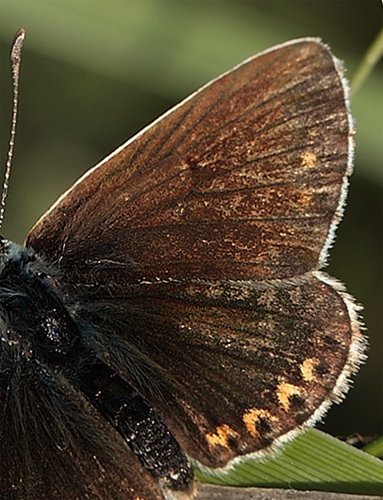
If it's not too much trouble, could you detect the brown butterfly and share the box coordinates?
[0,37,365,499]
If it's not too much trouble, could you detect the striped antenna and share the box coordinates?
[0,29,26,232]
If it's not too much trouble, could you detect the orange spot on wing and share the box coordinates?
[205,424,239,448]
[277,382,302,411]
[242,408,278,437]
[300,358,317,382]
[301,151,317,168]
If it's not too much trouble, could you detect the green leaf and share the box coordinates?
[194,429,383,496]
[363,435,383,459]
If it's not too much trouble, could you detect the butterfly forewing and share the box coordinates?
[26,39,350,283]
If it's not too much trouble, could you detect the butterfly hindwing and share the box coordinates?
[65,271,363,468]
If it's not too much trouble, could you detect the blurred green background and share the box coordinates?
[0,1,381,440]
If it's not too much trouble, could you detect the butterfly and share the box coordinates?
[0,36,365,499]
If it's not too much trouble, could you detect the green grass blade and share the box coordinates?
[194,429,383,496]
[363,436,383,459]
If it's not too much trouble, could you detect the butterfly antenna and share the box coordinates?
[0,29,26,233]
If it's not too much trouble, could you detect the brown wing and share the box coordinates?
[73,273,364,467]
[26,39,352,283]
[23,39,363,471]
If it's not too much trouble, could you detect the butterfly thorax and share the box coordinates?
[0,239,80,365]
[0,238,194,497]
